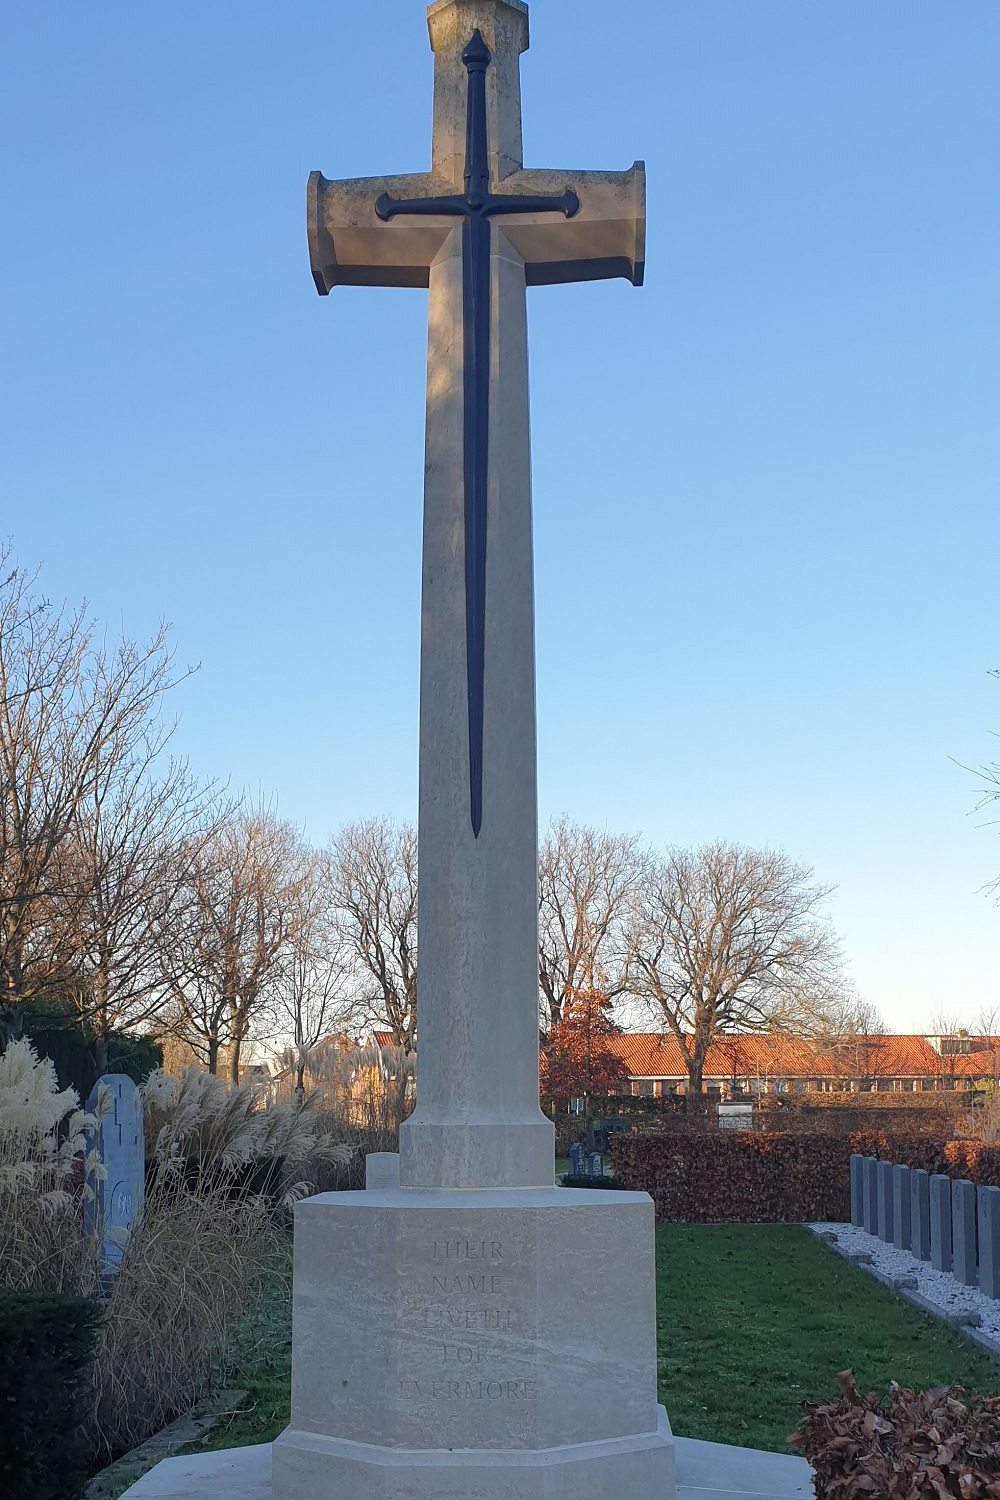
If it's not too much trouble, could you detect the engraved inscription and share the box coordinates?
[402,1236,535,1400]
[399,1378,536,1400]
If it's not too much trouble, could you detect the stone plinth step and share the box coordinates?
[114,1433,811,1499]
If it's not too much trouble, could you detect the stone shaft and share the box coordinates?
[398,200,552,1193]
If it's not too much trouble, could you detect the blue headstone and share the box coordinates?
[952,1179,977,1287]
[929,1173,952,1273]
[892,1164,911,1250]
[978,1185,1000,1299]
[910,1168,931,1261]
[862,1157,878,1235]
[587,1151,603,1179]
[568,1142,584,1176]
[876,1160,894,1242]
[849,1154,864,1227]
[84,1074,144,1283]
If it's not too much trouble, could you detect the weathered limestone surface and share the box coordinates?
[271,1186,673,1499]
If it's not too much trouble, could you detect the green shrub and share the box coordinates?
[0,1292,102,1500]
[561,1173,625,1190]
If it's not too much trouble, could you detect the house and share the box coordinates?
[601,1032,1000,1097]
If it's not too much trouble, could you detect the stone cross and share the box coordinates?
[308,0,644,1191]
[84,1074,144,1282]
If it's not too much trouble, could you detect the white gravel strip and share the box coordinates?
[811,1221,1000,1345]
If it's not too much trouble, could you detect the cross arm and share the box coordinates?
[495,162,646,287]
[307,171,455,294]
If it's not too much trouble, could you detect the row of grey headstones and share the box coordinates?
[567,1142,605,1179]
[849,1152,1000,1298]
[83,1074,145,1284]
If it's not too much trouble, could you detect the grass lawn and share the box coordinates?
[656,1224,999,1453]
[183,1223,998,1461]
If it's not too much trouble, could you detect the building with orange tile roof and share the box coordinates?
[602,1032,1000,1096]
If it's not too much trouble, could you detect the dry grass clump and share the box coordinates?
[274,1040,414,1187]
[791,1369,1000,1499]
[0,1038,96,1293]
[1,1044,354,1465]
[93,1181,282,1460]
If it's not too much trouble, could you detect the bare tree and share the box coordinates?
[160,804,308,1079]
[329,819,418,1053]
[0,548,187,1041]
[538,818,645,1032]
[627,841,845,1106]
[276,849,355,1099]
[820,993,888,1088]
[61,744,212,1072]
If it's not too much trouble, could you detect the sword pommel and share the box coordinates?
[462,29,492,69]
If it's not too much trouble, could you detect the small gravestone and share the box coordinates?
[863,1157,878,1234]
[568,1141,585,1176]
[84,1074,144,1283]
[587,1151,603,1179]
[892,1164,911,1250]
[929,1173,952,1272]
[910,1168,931,1260]
[876,1160,894,1242]
[952,1179,977,1286]
[849,1154,864,1226]
[978,1184,1000,1298]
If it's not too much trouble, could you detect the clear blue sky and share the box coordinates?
[2,2,998,1031]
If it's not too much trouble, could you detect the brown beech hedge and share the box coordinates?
[608,1131,1000,1223]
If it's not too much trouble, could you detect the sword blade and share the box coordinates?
[463,210,491,839]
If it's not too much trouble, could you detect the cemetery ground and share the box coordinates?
[166,1221,997,1476]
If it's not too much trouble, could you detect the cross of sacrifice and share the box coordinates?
[308,0,644,1192]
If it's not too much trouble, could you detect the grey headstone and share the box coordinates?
[952,1178,977,1287]
[568,1142,584,1176]
[930,1173,952,1273]
[84,1074,144,1281]
[978,1185,1000,1299]
[849,1154,864,1227]
[910,1169,931,1260]
[863,1157,878,1234]
[876,1160,894,1242]
[365,1152,400,1189]
[892,1164,911,1250]
[587,1151,603,1179]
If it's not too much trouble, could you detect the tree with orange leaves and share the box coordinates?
[540,987,627,1106]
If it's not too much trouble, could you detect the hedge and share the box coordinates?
[609,1130,1000,1222]
[0,1292,102,1500]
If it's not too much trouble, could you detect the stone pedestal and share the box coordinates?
[271,1182,674,1500]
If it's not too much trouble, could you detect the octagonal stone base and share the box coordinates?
[271,1184,675,1500]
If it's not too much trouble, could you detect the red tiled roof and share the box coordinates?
[373,1031,396,1050]
[603,1033,1000,1082]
